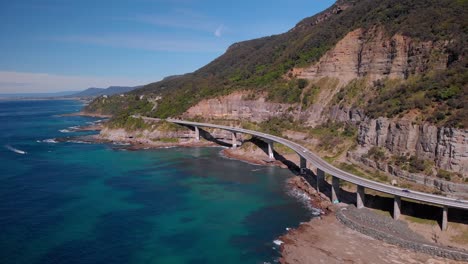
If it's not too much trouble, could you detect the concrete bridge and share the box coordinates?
[151,118,467,230]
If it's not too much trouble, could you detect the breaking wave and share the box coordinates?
[5,145,27,154]
[287,188,322,216]
[67,140,91,144]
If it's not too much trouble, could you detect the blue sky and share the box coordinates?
[0,0,335,93]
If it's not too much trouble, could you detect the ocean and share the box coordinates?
[0,99,313,264]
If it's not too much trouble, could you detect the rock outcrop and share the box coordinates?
[295,27,448,84]
[183,91,290,122]
[357,118,468,175]
[135,24,466,185]
[183,90,467,177]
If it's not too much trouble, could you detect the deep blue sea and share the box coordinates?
[0,99,313,264]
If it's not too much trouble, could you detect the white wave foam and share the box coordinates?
[86,119,104,125]
[59,129,71,133]
[5,145,27,154]
[273,239,283,246]
[287,188,322,216]
[112,142,131,146]
[67,140,91,144]
[43,139,58,143]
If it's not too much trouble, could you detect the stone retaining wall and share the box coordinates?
[336,207,468,261]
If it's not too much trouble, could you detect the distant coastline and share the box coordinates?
[0,97,82,101]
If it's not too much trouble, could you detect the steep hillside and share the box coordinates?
[86,0,467,126]
[85,0,467,179]
[70,86,139,98]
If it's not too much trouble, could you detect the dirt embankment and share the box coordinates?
[279,177,468,264]
[279,213,467,264]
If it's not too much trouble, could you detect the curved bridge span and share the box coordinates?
[158,118,467,229]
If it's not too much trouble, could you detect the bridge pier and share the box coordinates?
[393,196,401,220]
[356,185,365,209]
[194,126,200,141]
[231,132,237,149]
[267,141,274,159]
[316,168,324,193]
[331,176,340,203]
[299,155,307,175]
[442,206,448,231]
[166,120,467,223]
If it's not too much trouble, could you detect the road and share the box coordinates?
[165,118,468,210]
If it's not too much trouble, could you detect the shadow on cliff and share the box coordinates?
[183,125,232,148]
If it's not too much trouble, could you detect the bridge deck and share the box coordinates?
[163,118,468,210]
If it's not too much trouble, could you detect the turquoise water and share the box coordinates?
[0,100,312,264]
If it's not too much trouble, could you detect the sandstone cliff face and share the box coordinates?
[100,127,188,142]
[100,126,242,146]
[357,118,468,175]
[180,26,465,180]
[183,91,291,122]
[296,27,447,84]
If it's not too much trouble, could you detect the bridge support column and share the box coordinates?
[299,156,307,175]
[316,168,324,193]
[442,206,448,231]
[331,176,340,203]
[267,141,274,159]
[393,196,401,220]
[194,126,200,141]
[231,132,237,149]
[356,185,365,209]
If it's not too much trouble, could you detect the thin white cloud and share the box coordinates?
[0,71,145,93]
[214,24,225,37]
[134,9,224,36]
[53,33,227,53]
[137,14,213,32]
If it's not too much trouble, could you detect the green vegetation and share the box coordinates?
[308,121,357,151]
[267,79,306,103]
[107,114,152,131]
[156,120,185,132]
[364,146,387,161]
[404,215,437,225]
[301,84,320,108]
[333,79,369,107]
[366,64,467,128]
[156,137,179,143]
[338,163,367,177]
[436,169,464,182]
[273,143,296,155]
[257,116,302,136]
[85,0,467,129]
[338,162,389,183]
[394,155,434,175]
[436,169,453,181]
[85,95,153,116]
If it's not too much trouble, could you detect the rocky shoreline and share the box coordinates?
[67,116,467,263]
[59,111,112,118]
